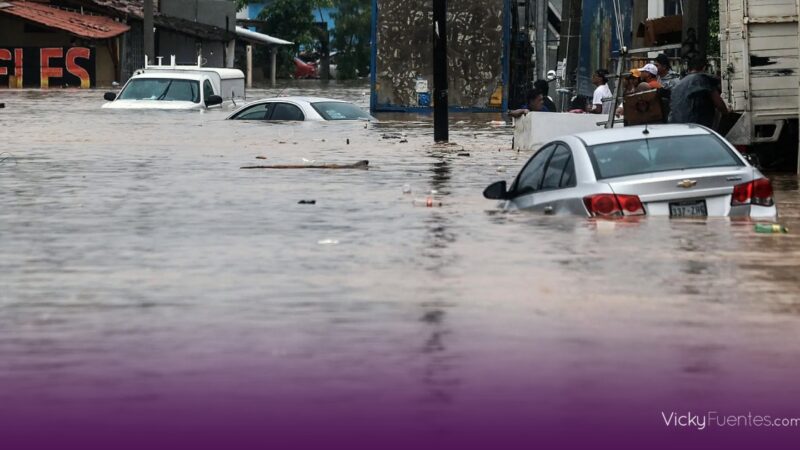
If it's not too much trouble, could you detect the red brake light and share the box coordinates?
[732,181,752,206]
[584,194,645,217]
[732,178,773,206]
[752,178,774,206]
[617,194,645,215]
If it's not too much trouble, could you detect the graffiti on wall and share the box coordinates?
[0,47,96,89]
[374,0,505,110]
[576,0,631,97]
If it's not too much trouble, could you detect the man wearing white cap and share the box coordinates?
[639,63,662,89]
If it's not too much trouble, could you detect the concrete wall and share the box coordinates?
[160,0,236,31]
[374,0,506,110]
[157,30,225,67]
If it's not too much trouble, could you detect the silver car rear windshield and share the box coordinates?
[310,102,370,120]
[118,79,200,103]
[586,135,744,180]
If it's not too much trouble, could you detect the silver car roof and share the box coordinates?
[573,124,713,147]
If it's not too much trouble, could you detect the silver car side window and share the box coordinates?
[234,103,273,120]
[512,144,556,196]
[270,103,305,121]
[541,145,572,191]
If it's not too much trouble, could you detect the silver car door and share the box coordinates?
[508,144,557,210]
[529,145,586,215]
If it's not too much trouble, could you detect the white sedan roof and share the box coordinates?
[574,124,713,146]
[246,96,349,104]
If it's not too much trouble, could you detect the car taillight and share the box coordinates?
[731,181,752,206]
[732,178,774,207]
[617,194,645,215]
[752,178,774,206]
[584,194,645,217]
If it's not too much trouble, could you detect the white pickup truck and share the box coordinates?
[102,56,245,110]
[720,0,799,171]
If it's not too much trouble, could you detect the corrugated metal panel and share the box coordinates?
[0,1,130,39]
[720,0,798,118]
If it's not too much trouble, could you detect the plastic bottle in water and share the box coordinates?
[413,197,443,207]
[754,223,788,234]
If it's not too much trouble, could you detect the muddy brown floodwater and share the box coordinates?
[2,82,800,449]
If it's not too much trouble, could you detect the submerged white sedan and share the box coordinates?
[484,124,777,218]
[226,96,373,121]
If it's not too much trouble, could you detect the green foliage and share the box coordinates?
[331,0,371,79]
[235,0,371,79]
[254,0,317,77]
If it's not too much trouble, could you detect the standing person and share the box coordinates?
[590,69,613,114]
[669,57,728,128]
[639,64,662,89]
[508,88,547,118]
[533,79,557,112]
[655,54,680,89]
[568,95,589,113]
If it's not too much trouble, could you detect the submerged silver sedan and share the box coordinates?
[484,124,777,218]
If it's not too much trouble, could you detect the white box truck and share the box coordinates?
[720,0,800,171]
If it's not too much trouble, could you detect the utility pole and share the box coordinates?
[144,0,154,64]
[535,0,548,80]
[433,0,448,142]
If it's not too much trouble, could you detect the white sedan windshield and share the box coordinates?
[118,79,200,103]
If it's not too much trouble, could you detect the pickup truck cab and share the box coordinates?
[103,56,245,110]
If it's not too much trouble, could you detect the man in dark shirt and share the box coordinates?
[533,79,557,112]
[669,57,728,128]
[508,88,548,118]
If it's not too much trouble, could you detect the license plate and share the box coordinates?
[669,200,708,217]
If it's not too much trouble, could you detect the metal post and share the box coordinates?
[270,47,277,87]
[796,0,800,173]
[535,0,548,80]
[606,48,626,129]
[246,45,253,89]
[143,0,154,63]
[433,0,448,142]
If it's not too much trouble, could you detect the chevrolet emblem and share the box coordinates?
[677,179,698,188]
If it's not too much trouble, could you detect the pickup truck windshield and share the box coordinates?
[118,79,201,103]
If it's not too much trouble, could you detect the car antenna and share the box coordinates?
[643,123,650,135]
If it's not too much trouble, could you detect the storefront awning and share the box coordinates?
[235,26,293,46]
[0,1,130,39]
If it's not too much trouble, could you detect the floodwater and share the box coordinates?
[2,83,800,449]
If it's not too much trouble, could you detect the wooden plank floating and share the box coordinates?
[240,160,369,170]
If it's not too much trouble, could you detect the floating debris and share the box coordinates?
[755,223,789,234]
[413,197,443,207]
[457,152,470,157]
[318,239,339,245]
[255,156,267,160]
[298,200,316,205]
[241,160,369,170]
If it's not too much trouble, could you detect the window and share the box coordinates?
[117,79,200,103]
[203,80,215,100]
[513,144,556,196]
[270,103,305,121]
[586,135,744,180]
[310,102,371,120]
[233,103,273,120]
[560,154,576,188]
[541,145,573,190]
